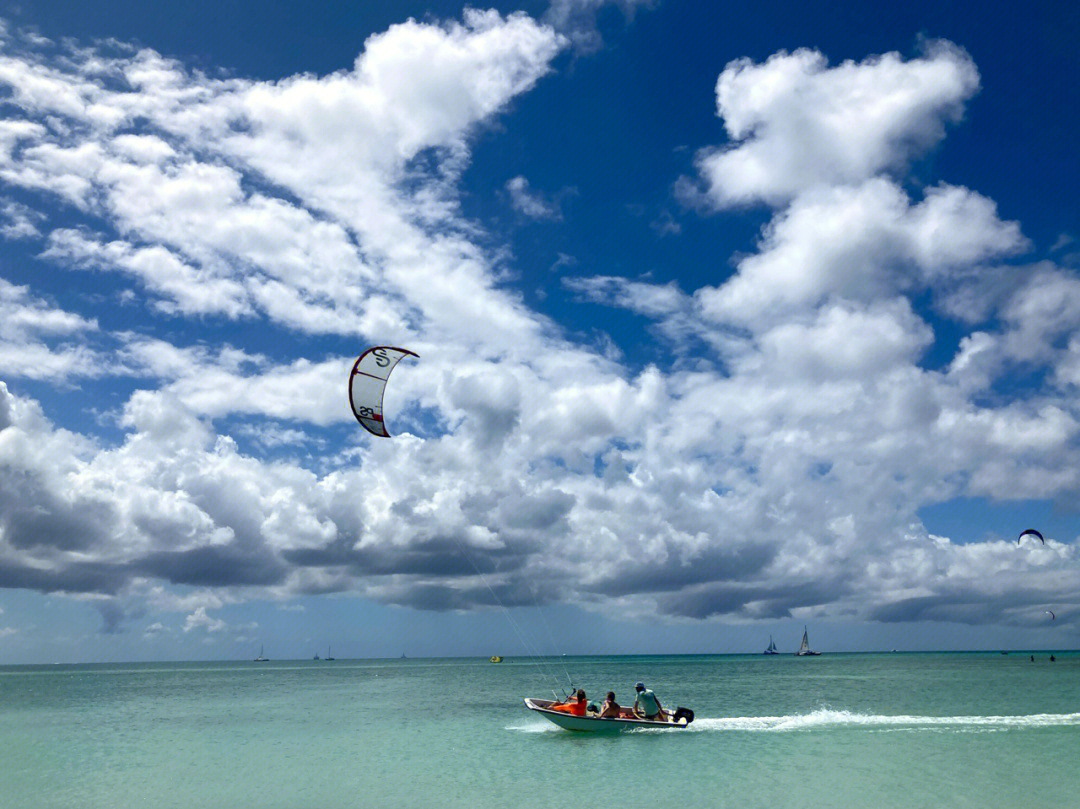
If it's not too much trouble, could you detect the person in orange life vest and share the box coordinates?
[549,689,587,716]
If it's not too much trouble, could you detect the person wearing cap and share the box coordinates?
[633,682,665,721]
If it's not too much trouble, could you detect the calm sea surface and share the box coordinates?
[2,652,1078,809]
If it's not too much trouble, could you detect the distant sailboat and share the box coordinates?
[795,626,821,656]
[325,645,335,661]
[254,645,269,662]
[764,635,779,655]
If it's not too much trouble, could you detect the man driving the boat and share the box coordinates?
[633,682,665,721]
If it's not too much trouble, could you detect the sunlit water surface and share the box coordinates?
[2,652,1078,808]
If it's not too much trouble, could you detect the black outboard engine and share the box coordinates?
[672,706,695,725]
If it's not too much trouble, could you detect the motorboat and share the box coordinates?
[523,698,694,732]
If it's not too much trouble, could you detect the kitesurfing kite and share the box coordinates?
[1045,610,1056,620]
[348,346,418,437]
[1017,528,1045,545]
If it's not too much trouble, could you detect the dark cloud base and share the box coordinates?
[658,578,852,620]
[138,545,288,587]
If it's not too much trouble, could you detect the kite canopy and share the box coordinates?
[1045,610,1056,620]
[348,346,418,438]
[1017,528,1045,545]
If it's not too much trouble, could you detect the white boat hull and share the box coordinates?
[523,699,692,732]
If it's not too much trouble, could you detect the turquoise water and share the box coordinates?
[2,653,1078,808]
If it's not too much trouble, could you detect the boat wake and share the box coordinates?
[682,708,1080,733]
[507,709,1080,735]
[505,721,560,733]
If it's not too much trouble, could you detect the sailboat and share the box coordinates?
[254,645,269,662]
[763,635,779,655]
[325,645,335,661]
[795,626,821,656]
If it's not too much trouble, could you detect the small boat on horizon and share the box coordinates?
[795,626,821,656]
[490,655,503,663]
[764,635,779,655]
[254,645,269,662]
[325,645,335,661]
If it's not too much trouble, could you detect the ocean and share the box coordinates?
[2,652,1078,808]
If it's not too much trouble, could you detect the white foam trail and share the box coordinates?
[505,721,560,733]
[685,709,1080,732]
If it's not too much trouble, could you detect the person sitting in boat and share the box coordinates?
[633,682,665,721]
[598,691,621,718]
[549,689,588,717]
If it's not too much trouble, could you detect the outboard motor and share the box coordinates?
[672,706,694,725]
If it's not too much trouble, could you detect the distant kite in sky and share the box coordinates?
[1017,529,1045,545]
[348,346,418,438]
[1045,610,1056,620]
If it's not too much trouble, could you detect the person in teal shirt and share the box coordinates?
[633,682,664,720]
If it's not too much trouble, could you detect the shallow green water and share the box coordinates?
[2,653,1078,808]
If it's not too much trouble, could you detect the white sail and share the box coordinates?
[796,626,820,655]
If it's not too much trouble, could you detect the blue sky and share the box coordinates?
[0,0,1078,663]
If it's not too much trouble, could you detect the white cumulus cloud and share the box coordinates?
[0,18,1077,638]
[689,43,979,208]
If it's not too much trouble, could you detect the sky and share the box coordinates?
[0,0,1078,663]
